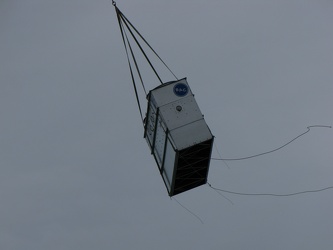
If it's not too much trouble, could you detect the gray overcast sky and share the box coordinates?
[1,0,333,249]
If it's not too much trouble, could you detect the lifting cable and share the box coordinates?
[113,1,178,124]
[115,8,144,123]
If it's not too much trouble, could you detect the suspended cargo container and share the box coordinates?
[144,78,214,196]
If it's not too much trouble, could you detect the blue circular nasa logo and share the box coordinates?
[173,83,188,97]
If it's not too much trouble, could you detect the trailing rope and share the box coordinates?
[212,125,332,161]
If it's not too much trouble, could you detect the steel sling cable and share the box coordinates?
[113,2,179,125]
[118,10,163,85]
[119,13,147,96]
[115,6,144,123]
[114,4,178,84]
[117,7,178,82]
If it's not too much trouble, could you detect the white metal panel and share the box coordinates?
[145,102,157,146]
[163,139,176,188]
[150,78,192,107]
[158,95,203,131]
[162,172,171,192]
[154,117,166,167]
[169,119,213,150]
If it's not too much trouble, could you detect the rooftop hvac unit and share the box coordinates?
[144,78,214,196]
